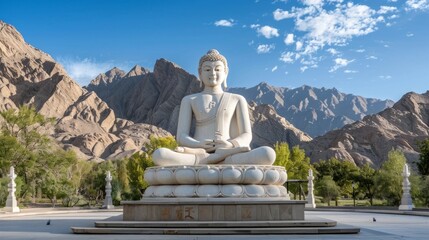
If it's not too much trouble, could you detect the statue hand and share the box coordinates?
[214,139,234,149]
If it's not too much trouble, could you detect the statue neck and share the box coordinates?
[202,86,224,94]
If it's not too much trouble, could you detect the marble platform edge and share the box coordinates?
[71,226,360,235]
[95,219,337,228]
[122,197,305,205]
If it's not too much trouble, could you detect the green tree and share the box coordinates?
[274,143,312,180]
[126,152,154,200]
[0,106,55,199]
[316,175,340,206]
[375,149,406,205]
[144,136,177,156]
[314,157,359,196]
[354,163,377,205]
[417,139,429,176]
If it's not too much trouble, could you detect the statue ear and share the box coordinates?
[223,78,227,89]
[200,80,203,88]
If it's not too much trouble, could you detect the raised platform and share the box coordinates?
[122,198,305,221]
[71,218,360,235]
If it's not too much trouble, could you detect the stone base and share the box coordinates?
[71,219,361,235]
[122,197,305,221]
[3,206,20,213]
[398,204,414,210]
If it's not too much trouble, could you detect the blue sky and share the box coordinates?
[1,0,428,101]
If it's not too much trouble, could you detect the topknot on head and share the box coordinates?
[198,49,228,75]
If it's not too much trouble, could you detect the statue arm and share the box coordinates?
[176,97,203,148]
[228,96,252,147]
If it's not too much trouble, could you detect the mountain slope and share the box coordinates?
[229,82,394,137]
[0,21,170,161]
[302,91,429,167]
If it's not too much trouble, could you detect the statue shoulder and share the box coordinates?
[181,93,200,103]
[225,92,247,102]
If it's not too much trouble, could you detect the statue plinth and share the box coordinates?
[121,164,305,221]
[143,165,288,198]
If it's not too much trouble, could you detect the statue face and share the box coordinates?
[200,60,227,88]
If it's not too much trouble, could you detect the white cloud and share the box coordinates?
[377,6,398,14]
[300,66,309,72]
[406,33,414,37]
[406,0,429,11]
[388,14,399,19]
[303,0,323,6]
[379,75,392,79]
[273,1,395,61]
[214,19,235,27]
[327,48,340,55]
[280,52,295,63]
[257,44,275,54]
[367,56,378,60]
[57,58,125,86]
[250,24,260,29]
[273,8,296,20]
[257,25,280,38]
[329,58,354,72]
[344,69,358,73]
[355,49,366,53]
[284,33,295,45]
[272,66,278,72]
[296,41,303,51]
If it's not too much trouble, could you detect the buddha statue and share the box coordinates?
[153,49,276,166]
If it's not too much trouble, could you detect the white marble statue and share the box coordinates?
[153,49,275,166]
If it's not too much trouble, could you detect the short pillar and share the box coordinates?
[305,169,316,208]
[399,163,414,210]
[4,166,20,213]
[102,171,114,209]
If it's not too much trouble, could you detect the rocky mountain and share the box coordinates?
[229,82,394,137]
[0,21,171,161]
[86,64,312,148]
[302,91,429,167]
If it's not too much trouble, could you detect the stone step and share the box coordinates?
[71,225,360,235]
[94,219,337,228]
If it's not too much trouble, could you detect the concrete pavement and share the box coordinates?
[0,208,428,239]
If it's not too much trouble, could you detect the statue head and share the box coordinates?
[198,49,228,88]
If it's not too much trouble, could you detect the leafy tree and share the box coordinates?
[417,139,429,176]
[354,163,377,205]
[316,175,340,206]
[0,106,55,199]
[418,176,429,207]
[144,136,177,156]
[313,157,359,196]
[274,142,312,180]
[126,152,154,200]
[375,149,406,205]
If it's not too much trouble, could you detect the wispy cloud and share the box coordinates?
[256,25,280,39]
[279,51,295,63]
[327,48,340,55]
[344,69,358,73]
[355,49,366,53]
[329,58,354,72]
[406,33,414,37]
[257,44,275,54]
[406,0,429,11]
[57,57,129,86]
[367,56,378,60]
[214,19,235,27]
[379,75,392,79]
[271,65,278,72]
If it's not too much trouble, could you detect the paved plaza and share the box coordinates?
[0,209,428,239]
